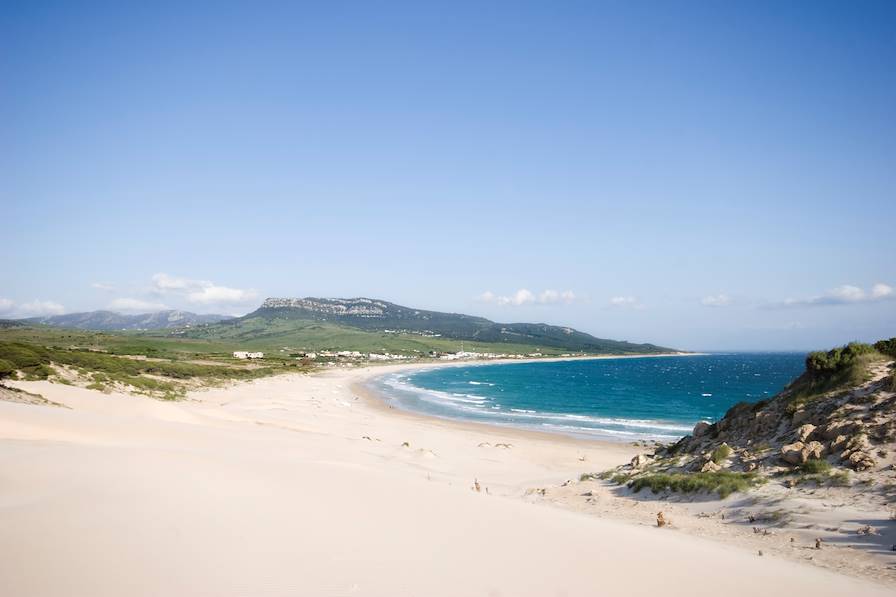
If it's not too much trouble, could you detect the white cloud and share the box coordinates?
[701,294,731,307]
[772,282,895,308]
[0,298,14,315]
[480,289,535,306]
[871,283,893,299]
[187,285,258,305]
[479,288,576,306]
[19,300,66,317]
[151,272,209,292]
[151,273,258,306]
[608,296,640,308]
[91,282,116,292]
[108,298,169,313]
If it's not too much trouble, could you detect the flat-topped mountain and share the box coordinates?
[21,310,233,331]
[241,296,672,354]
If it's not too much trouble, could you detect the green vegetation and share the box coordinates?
[176,315,574,357]
[798,458,831,474]
[873,337,896,359]
[786,342,886,411]
[612,472,634,485]
[805,342,877,373]
[0,358,16,379]
[240,298,673,354]
[625,471,765,498]
[829,470,851,486]
[794,460,850,487]
[0,339,303,400]
[711,444,732,464]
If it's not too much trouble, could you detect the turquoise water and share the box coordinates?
[370,354,807,441]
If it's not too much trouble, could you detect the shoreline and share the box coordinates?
[347,351,707,445]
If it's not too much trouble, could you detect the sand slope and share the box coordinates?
[1,369,891,596]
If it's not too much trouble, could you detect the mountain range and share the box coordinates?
[20,310,233,331]
[14,297,673,354]
[232,297,672,354]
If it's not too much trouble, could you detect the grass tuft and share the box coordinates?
[799,459,831,474]
[711,444,732,464]
[627,471,765,499]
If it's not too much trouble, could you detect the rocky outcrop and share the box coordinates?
[796,424,816,442]
[593,348,895,503]
[780,441,825,464]
[647,356,896,489]
[630,453,651,468]
[692,421,711,437]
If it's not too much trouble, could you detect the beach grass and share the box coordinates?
[627,471,765,498]
[798,459,831,474]
[711,444,732,464]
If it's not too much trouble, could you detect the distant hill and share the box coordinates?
[20,310,233,331]
[221,297,673,354]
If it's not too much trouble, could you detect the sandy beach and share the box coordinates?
[1,363,893,596]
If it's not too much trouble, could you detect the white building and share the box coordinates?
[233,351,264,359]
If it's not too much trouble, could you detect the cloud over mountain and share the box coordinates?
[478,289,576,306]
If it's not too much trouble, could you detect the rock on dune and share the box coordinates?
[847,451,875,471]
[630,453,651,468]
[781,441,826,465]
[692,421,711,437]
[796,424,817,442]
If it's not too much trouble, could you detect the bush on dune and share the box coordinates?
[711,444,732,464]
[627,471,764,499]
[805,342,876,373]
[873,337,896,359]
[799,459,831,474]
[0,358,16,379]
[786,341,887,410]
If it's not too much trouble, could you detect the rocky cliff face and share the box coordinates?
[261,297,390,317]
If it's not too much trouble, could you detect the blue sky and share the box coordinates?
[2,2,894,351]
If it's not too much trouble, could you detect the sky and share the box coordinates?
[2,1,894,351]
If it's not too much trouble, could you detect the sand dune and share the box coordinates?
[1,367,892,596]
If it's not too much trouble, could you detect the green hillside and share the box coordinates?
[175,316,573,356]
[196,297,674,355]
[0,297,675,369]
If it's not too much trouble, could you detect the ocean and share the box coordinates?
[369,353,807,442]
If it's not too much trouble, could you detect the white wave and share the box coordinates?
[374,371,693,440]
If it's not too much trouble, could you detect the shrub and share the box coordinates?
[805,342,875,373]
[828,471,850,487]
[799,459,831,474]
[0,358,15,379]
[873,338,896,359]
[787,342,886,411]
[711,444,732,464]
[628,471,764,498]
[611,472,633,485]
[0,340,283,399]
